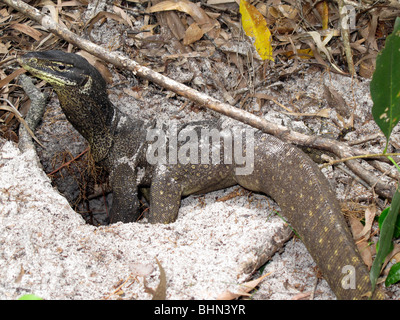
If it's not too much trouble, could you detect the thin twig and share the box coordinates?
[47,147,89,176]
[0,96,44,148]
[324,152,400,167]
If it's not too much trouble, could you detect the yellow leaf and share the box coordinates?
[321,1,329,30]
[239,0,273,61]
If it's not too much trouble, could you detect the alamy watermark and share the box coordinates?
[145,124,255,175]
[341,265,356,290]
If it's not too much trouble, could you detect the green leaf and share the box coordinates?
[378,206,400,238]
[371,17,400,149]
[18,294,43,300]
[385,262,400,287]
[370,187,400,291]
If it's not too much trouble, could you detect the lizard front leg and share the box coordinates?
[147,174,182,224]
[109,163,141,223]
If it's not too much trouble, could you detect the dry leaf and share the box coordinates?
[349,216,372,268]
[183,22,204,45]
[113,5,134,29]
[269,5,298,20]
[147,0,209,25]
[11,23,42,41]
[355,206,376,240]
[0,42,9,54]
[307,31,344,74]
[147,0,219,38]
[217,272,271,300]
[292,292,312,300]
[281,108,330,118]
[316,1,329,31]
[382,243,400,274]
[123,88,143,100]
[0,68,26,89]
[239,0,273,61]
[323,84,350,118]
[144,258,167,300]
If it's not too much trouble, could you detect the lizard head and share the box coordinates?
[18,50,106,93]
[19,50,115,163]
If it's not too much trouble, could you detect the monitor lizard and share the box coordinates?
[18,50,383,300]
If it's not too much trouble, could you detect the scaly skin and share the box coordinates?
[19,50,383,299]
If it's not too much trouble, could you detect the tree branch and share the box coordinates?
[1,0,395,199]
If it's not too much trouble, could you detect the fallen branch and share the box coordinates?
[1,0,395,199]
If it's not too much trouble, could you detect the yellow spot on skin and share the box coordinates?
[352,257,360,264]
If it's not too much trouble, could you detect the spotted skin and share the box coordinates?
[19,51,383,300]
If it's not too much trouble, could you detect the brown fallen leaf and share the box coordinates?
[144,258,167,300]
[0,68,26,89]
[292,291,312,300]
[217,272,272,300]
[349,216,372,269]
[382,244,400,274]
[147,0,210,25]
[323,84,350,118]
[11,23,42,41]
[113,5,134,29]
[353,206,376,240]
[183,22,204,45]
[147,0,219,38]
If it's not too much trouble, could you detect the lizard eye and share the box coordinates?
[55,64,71,71]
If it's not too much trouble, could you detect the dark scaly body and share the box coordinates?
[19,51,383,299]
